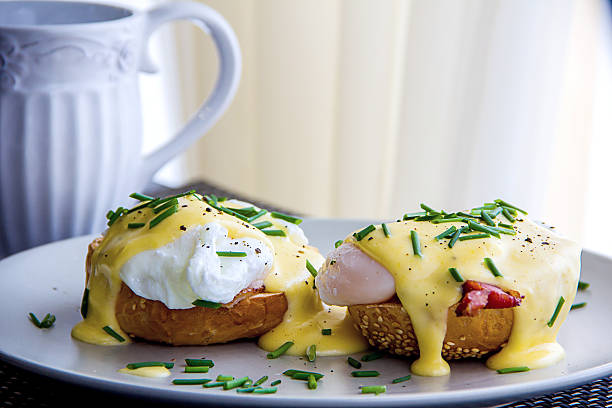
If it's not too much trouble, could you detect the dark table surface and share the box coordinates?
[1,180,610,408]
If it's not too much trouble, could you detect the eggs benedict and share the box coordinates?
[315,200,581,376]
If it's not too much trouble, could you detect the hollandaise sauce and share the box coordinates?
[72,193,366,355]
[348,206,580,376]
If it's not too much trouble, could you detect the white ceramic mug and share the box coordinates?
[0,1,241,257]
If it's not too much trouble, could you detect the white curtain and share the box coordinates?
[144,0,611,254]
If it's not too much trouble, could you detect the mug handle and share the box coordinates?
[137,2,241,187]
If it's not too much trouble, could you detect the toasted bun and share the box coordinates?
[348,298,512,359]
[86,238,288,346]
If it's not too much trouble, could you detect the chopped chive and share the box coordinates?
[306,344,316,362]
[270,380,281,386]
[149,205,178,229]
[248,209,268,223]
[488,207,503,218]
[242,380,253,388]
[203,382,225,388]
[267,341,294,359]
[230,206,258,217]
[80,288,89,318]
[185,359,214,367]
[236,386,260,393]
[129,192,154,202]
[218,206,249,222]
[335,239,344,248]
[185,366,209,373]
[348,357,362,369]
[361,351,384,362]
[224,377,250,390]
[392,375,412,384]
[127,223,145,229]
[481,209,495,226]
[571,302,586,310]
[484,257,503,277]
[410,230,422,257]
[420,203,438,213]
[468,220,500,238]
[494,199,528,214]
[146,198,161,208]
[415,214,442,221]
[107,207,126,226]
[192,299,222,309]
[127,200,153,214]
[253,387,277,394]
[153,198,179,214]
[217,375,234,382]
[547,296,565,327]
[498,222,514,229]
[435,226,457,240]
[352,371,380,377]
[403,211,426,220]
[492,226,517,235]
[263,229,286,237]
[126,362,174,369]
[270,211,302,225]
[156,190,196,206]
[448,226,468,248]
[253,376,268,386]
[381,223,391,237]
[354,224,376,241]
[306,260,318,278]
[307,374,317,390]
[496,366,530,374]
[431,217,464,224]
[457,211,479,219]
[472,204,497,211]
[38,313,56,328]
[291,372,324,381]
[102,326,125,342]
[321,328,332,335]
[173,378,211,385]
[458,233,490,241]
[577,281,590,290]
[216,251,247,257]
[252,221,273,230]
[28,313,41,328]
[361,385,386,395]
[449,267,464,282]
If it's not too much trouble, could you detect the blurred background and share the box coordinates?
[133,0,611,254]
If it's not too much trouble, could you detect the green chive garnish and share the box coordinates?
[28,313,41,328]
[448,227,468,248]
[392,375,412,383]
[577,281,590,290]
[481,209,495,226]
[192,299,222,309]
[102,325,125,342]
[252,221,273,230]
[153,198,179,214]
[354,225,376,241]
[420,203,438,213]
[494,199,527,214]
[335,240,344,248]
[248,209,268,223]
[502,208,516,223]
[415,214,442,221]
[468,220,500,238]
[571,302,586,310]
[547,296,565,327]
[352,371,380,377]
[127,223,145,229]
[496,366,530,374]
[217,375,234,382]
[270,380,281,386]
[263,229,286,237]
[129,192,154,201]
[307,374,317,390]
[173,378,211,385]
[492,226,517,236]
[361,351,384,362]
[291,372,324,381]
[410,230,422,257]
[230,206,258,217]
[185,366,209,373]
[498,222,514,229]
[321,328,332,335]
[449,267,464,282]
[306,260,318,278]
[224,377,250,390]
[185,359,214,367]
[435,226,457,240]
[253,387,277,394]
[127,200,153,214]
[348,357,362,369]
[39,313,56,328]
[488,207,502,218]
[403,211,426,220]
[267,341,294,359]
[80,288,89,318]
[236,386,260,393]
[270,211,302,225]
[431,217,464,224]
[458,233,490,241]
[361,385,386,395]
[253,376,268,386]
[484,257,503,277]
[149,205,178,229]
[203,382,225,388]
[381,223,391,237]
[126,362,174,369]
[106,210,114,220]
[216,251,247,257]
[307,344,316,362]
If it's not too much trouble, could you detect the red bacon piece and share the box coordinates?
[455,280,522,317]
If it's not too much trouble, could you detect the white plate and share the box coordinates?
[0,218,609,407]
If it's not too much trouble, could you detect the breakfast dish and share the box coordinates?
[316,201,581,376]
[72,192,366,356]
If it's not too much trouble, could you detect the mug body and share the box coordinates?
[0,1,145,256]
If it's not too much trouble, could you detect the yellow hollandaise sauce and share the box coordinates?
[72,194,366,355]
[118,366,171,378]
[348,216,580,377]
